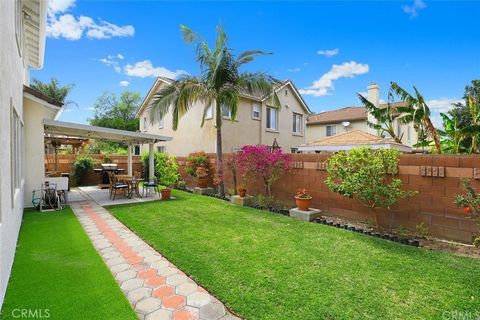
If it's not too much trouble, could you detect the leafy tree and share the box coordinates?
[438,112,467,154]
[390,82,442,153]
[325,147,416,228]
[357,92,403,143]
[141,152,179,187]
[30,77,75,107]
[148,24,279,196]
[236,145,292,196]
[89,91,141,152]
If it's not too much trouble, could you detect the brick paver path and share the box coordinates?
[71,201,240,320]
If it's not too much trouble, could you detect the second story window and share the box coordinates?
[143,117,147,131]
[266,107,278,130]
[326,125,337,137]
[252,103,261,120]
[205,104,213,119]
[293,113,302,134]
[158,114,164,129]
[222,104,231,119]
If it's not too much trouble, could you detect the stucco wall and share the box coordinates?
[138,82,309,156]
[0,0,27,305]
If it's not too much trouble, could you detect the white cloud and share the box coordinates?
[119,80,130,87]
[48,0,76,16]
[287,67,301,73]
[299,61,369,97]
[46,0,134,40]
[426,98,462,113]
[117,54,124,60]
[402,0,427,18]
[124,60,187,79]
[317,48,339,57]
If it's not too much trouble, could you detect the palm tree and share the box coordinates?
[390,82,442,154]
[148,24,279,196]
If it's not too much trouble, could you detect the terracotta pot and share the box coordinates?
[295,196,312,211]
[197,177,209,188]
[238,189,247,198]
[161,188,171,200]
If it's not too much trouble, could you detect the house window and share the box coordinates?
[158,114,164,128]
[293,113,302,134]
[252,103,261,120]
[133,145,141,156]
[157,146,166,153]
[222,104,231,119]
[11,105,21,204]
[326,125,337,137]
[285,89,288,96]
[291,148,298,154]
[143,117,147,131]
[266,107,278,130]
[205,104,213,119]
[232,146,242,153]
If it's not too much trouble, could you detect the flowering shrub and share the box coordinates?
[185,151,210,177]
[295,189,312,199]
[237,145,292,196]
[195,166,209,179]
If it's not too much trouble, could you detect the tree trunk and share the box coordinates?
[216,104,225,197]
[232,168,237,195]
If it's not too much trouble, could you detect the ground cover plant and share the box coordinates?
[0,208,136,320]
[108,190,480,320]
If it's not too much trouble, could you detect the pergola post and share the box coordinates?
[148,142,154,182]
[127,142,132,176]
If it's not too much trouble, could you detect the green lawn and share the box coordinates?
[0,207,136,320]
[108,190,480,320]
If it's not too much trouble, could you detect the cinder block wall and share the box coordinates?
[177,153,480,243]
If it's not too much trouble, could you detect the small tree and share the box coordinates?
[155,153,180,188]
[325,147,416,228]
[185,151,210,177]
[237,145,292,196]
[72,156,95,185]
[225,153,240,195]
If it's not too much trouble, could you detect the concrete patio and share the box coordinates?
[69,186,163,206]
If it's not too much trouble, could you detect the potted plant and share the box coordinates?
[237,183,247,198]
[196,167,209,188]
[295,189,312,211]
[156,153,180,200]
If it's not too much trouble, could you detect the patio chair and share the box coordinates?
[110,174,130,200]
[142,178,159,197]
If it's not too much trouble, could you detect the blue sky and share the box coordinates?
[34,0,480,126]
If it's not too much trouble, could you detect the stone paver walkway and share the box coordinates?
[71,201,239,320]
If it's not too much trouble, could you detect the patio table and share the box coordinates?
[117,175,144,198]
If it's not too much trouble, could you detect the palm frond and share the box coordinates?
[236,50,272,67]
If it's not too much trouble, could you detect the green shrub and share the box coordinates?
[141,152,179,187]
[325,147,416,228]
[73,156,95,185]
[185,151,210,177]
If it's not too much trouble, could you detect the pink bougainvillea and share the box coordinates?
[237,145,292,196]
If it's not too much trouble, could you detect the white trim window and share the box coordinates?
[326,125,337,137]
[205,104,213,119]
[293,113,302,134]
[252,103,261,120]
[266,107,278,130]
[157,146,166,153]
[11,105,22,204]
[222,104,231,119]
[143,117,147,131]
[133,145,141,155]
[158,114,164,129]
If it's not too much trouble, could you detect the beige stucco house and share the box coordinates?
[136,77,311,156]
[306,82,418,147]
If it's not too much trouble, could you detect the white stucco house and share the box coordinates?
[0,0,171,307]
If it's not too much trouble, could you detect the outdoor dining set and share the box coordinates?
[108,172,160,200]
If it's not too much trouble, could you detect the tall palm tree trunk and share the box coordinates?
[216,105,225,197]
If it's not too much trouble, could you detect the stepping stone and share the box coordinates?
[187,292,211,308]
[200,302,226,320]
[121,278,144,291]
[166,274,188,286]
[116,270,137,282]
[136,297,162,314]
[111,263,130,273]
[145,309,172,320]
[127,287,152,305]
[176,282,197,296]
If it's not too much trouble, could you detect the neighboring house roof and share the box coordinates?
[307,101,406,125]
[135,77,311,118]
[298,130,412,153]
[23,85,64,107]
